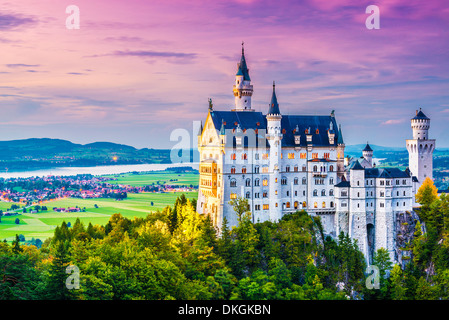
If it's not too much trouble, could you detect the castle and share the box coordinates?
[196,46,434,264]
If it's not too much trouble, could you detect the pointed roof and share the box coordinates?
[351,160,364,170]
[236,43,250,81]
[220,119,225,135]
[363,142,373,152]
[412,108,429,120]
[267,81,281,115]
[337,124,344,145]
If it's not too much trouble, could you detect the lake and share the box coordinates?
[0,162,200,179]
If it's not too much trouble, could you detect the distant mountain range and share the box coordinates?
[0,138,175,171]
[0,138,447,172]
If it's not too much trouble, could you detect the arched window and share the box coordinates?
[230,179,237,187]
[313,189,318,197]
[281,177,287,185]
[302,201,307,208]
[294,201,299,209]
[254,179,260,186]
[329,189,334,196]
[302,177,307,185]
[321,189,326,196]
[302,165,307,172]
[294,178,299,185]
[231,166,236,174]
[314,202,318,208]
[313,165,318,172]
[245,178,251,187]
[322,201,326,208]
[245,191,250,199]
[286,202,290,208]
[329,165,334,172]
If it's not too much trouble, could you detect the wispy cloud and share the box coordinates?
[0,13,36,30]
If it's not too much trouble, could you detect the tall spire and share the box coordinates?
[267,81,280,115]
[232,42,253,111]
[337,124,344,145]
[236,42,250,81]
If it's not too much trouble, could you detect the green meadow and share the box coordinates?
[0,170,199,243]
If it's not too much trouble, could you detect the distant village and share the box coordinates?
[0,172,197,214]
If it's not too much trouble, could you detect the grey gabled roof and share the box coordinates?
[335,181,350,188]
[208,110,342,148]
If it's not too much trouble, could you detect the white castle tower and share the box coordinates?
[232,43,254,111]
[266,82,283,221]
[406,108,435,188]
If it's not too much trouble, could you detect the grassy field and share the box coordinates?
[0,170,199,243]
[105,171,199,187]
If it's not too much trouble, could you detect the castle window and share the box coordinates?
[330,201,334,208]
[302,165,307,172]
[230,193,237,199]
[286,202,291,208]
[314,202,318,208]
[231,167,236,174]
[286,165,290,172]
[330,178,334,185]
[263,179,268,186]
[403,191,406,196]
[321,189,326,196]
[294,178,299,185]
[262,153,269,160]
[255,204,260,210]
[255,166,260,173]
[245,179,251,187]
[263,192,268,198]
[329,189,334,196]
[300,153,307,159]
[230,179,237,187]
[329,165,334,172]
[231,153,236,160]
[322,202,326,208]
[262,166,269,173]
[303,201,307,208]
[380,202,385,207]
[312,153,318,159]
[245,192,250,199]
[288,153,295,159]
[324,153,330,159]
[294,165,298,172]
[242,166,247,174]
[255,153,259,160]
[313,165,318,172]
[294,201,299,209]
[302,178,307,185]
[313,190,318,197]
[254,179,260,186]
[242,153,247,160]
[281,177,287,185]
[263,204,269,210]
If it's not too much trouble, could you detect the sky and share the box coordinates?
[0,0,448,149]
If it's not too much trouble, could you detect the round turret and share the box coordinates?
[411,108,430,140]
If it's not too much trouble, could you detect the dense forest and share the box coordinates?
[2,179,449,300]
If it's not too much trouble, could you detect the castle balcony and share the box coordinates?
[312,172,328,177]
[199,160,218,197]
[306,208,336,215]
